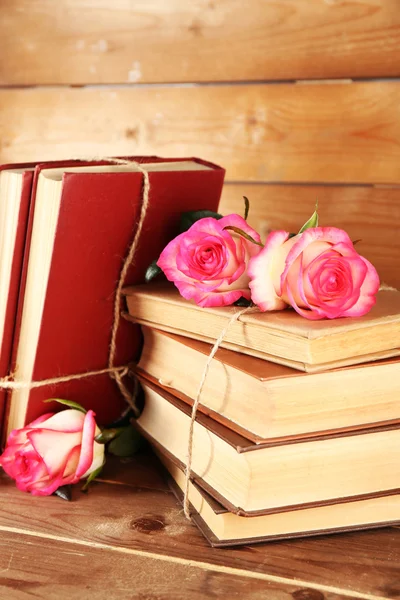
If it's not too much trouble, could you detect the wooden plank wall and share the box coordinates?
[1,0,400,286]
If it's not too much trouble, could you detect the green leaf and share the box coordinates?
[145,260,163,283]
[223,225,264,247]
[81,462,105,493]
[108,426,143,458]
[179,210,223,233]
[95,428,125,444]
[298,202,319,234]
[44,398,87,413]
[243,196,250,221]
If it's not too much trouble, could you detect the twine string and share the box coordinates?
[0,366,129,391]
[183,305,253,519]
[379,283,397,292]
[104,158,150,416]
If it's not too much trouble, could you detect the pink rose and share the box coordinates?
[0,409,105,496]
[157,215,262,307]
[248,227,380,320]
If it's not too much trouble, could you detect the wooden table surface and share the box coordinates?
[0,448,399,600]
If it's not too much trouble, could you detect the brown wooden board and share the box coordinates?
[0,451,399,598]
[1,0,400,85]
[220,183,400,289]
[2,82,400,184]
[0,532,346,600]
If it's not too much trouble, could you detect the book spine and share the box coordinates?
[0,171,34,439]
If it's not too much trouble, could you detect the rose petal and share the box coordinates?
[16,460,49,493]
[341,257,380,317]
[30,409,86,433]
[4,428,29,447]
[248,231,290,311]
[354,256,380,298]
[3,414,55,447]
[0,444,25,476]
[74,410,97,480]
[28,446,81,496]
[284,281,327,320]
[157,235,184,279]
[28,428,82,476]
[280,228,353,293]
[80,441,105,479]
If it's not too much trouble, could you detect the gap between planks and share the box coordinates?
[0,524,388,600]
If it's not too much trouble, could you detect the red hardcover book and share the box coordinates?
[5,157,225,434]
[0,164,35,429]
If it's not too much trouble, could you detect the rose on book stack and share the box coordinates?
[123,201,400,547]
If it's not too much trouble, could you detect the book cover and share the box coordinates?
[135,377,400,515]
[124,282,400,372]
[137,327,400,443]
[0,165,35,431]
[5,157,225,433]
[166,463,400,547]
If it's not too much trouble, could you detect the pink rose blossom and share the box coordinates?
[248,227,380,320]
[157,215,262,307]
[0,409,104,496]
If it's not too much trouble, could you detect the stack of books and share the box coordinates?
[0,158,224,438]
[123,282,400,546]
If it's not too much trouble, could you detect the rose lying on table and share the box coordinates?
[149,203,380,320]
[0,408,105,496]
[0,400,142,497]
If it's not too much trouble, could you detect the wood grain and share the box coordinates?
[0,451,399,598]
[2,82,400,184]
[0,532,345,600]
[220,183,400,288]
[1,0,400,85]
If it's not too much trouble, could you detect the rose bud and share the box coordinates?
[0,409,105,496]
[157,215,262,307]
[248,227,380,320]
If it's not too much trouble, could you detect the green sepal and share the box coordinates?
[95,428,125,444]
[108,426,143,458]
[145,260,162,283]
[44,398,87,413]
[179,210,223,233]
[53,485,72,501]
[298,202,319,234]
[223,225,263,247]
[81,462,105,493]
[243,196,250,221]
